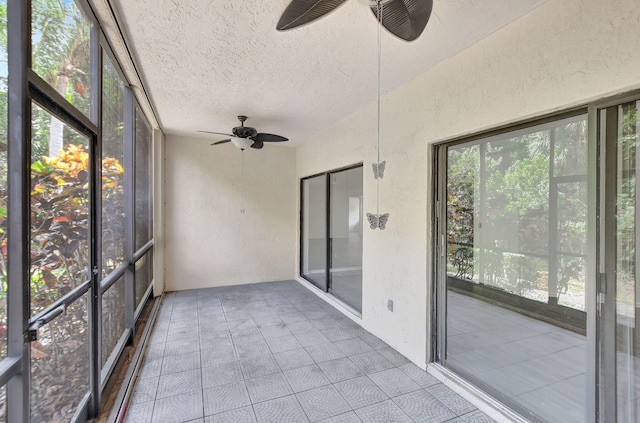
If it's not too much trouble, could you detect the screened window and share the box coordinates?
[134,108,152,252]
[31,0,91,118]
[101,54,125,278]
[135,250,153,308]
[31,293,89,422]
[101,276,125,367]
[2,0,158,420]
[30,102,90,316]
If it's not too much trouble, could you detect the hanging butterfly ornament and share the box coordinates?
[372,160,386,179]
[366,212,389,230]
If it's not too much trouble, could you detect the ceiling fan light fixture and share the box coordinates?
[231,137,255,150]
[201,116,288,150]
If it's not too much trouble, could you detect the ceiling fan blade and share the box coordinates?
[199,130,235,137]
[277,0,348,31]
[211,139,231,145]
[255,133,289,143]
[370,0,433,42]
[250,140,264,149]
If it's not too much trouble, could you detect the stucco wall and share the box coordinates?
[164,136,296,290]
[295,0,640,367]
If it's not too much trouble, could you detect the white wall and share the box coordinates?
[164,136,297,290]
[295,0,640,367]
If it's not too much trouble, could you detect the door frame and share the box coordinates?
[299,163,364,313]
[593,90,640,422]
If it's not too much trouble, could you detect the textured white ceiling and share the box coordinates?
[111,0,546,145]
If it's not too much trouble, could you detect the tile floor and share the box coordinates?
[124,280,494,423]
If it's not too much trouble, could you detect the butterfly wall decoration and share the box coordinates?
[372,161,386,179]
[367,213,389,230]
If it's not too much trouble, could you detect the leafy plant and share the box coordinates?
[28,142,124,306]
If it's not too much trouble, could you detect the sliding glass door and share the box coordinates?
[435,113,592,422]
[301,165,363,313]
[435,97,640,422]
[330,168,363,312]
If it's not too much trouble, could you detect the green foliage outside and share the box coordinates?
[31,0,90,116]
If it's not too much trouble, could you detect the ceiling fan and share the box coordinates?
[276,0,433,42]
[199,116,289,150]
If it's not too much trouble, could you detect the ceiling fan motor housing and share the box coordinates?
[233,126,258,138]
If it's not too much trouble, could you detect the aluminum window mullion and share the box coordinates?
[586,103,600,423]
[549,128,559,305]
[100,329,130,390]
[434,145,448,364]
[99,262,128,294]
[7,0,31,421]
[70,391,91,423]
[553,174,588,184]
[88,23,103,417]
[325,173,331,294]
[133,239,154,263]
[123,87,136,340]
[601,105,619,423]
[478,142,486,286]
[28,281,91,325]
[299,178,305,278]
[0,356,22,387]
[28,70,98,135]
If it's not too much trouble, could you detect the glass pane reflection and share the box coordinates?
[301,176,327,291]
[329,167,363,312]
[445,115,588,422]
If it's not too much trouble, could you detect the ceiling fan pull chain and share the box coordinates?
[240,149,246,214]
[376,0,382,214]
[377,0,382,167]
